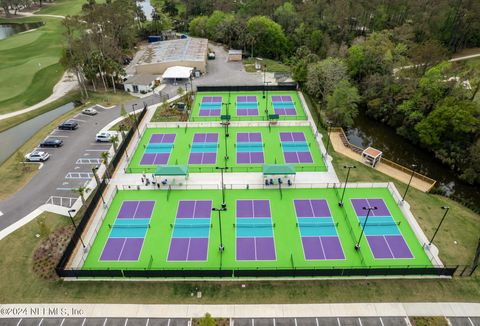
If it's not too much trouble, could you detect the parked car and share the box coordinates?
[82,107,98,115]
[58,120,78,130]
[25,151,50,162]
[96,131,114,142]
[40,138,63,148]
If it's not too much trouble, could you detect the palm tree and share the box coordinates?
[110,135,119,153]
[73,186,90,204]
[101,151,111,179]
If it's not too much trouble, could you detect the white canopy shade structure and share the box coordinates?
[162,66,193,80]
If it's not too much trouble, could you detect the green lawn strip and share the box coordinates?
[190,91,306,122]
[0,17,65,114]
[126,126,326,173]
[1,212,480,302]
[0,91,80,133]
[36,0,106,16]
[83,187,430,270]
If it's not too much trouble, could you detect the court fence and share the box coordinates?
[56,107,148,276]
[197,85,298,92]
[125,165,328,174]
[55,264,477,279]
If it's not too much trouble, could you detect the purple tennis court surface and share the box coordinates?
[188,133,218,164]
[140,133,176,165]
[294,199,345,260]
[236,200,276,260]
[100,200,155,261]
[168,200,212,261]
[272,95,296,116]
[350,198,413,259]
[280,132,313,164]
[236,132,264,164]
[199,96,222,116]
[236,95,259,116]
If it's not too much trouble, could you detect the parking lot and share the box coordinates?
[1,317,479,326]
[0,105,121,230]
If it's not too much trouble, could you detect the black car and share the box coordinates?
[40,138,63,148]
[58,120,78,130]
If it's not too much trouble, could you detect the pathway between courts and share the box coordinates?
[0,303,479,318]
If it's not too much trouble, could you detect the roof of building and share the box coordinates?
[162,66,193,79]
[262,164,296,175]
[228,49,242,55]
[362,146,383,158]
[137,37,208,65]
[154,165,188,176]
[124,74,158,85]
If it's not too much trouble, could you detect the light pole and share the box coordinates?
[216,166,228,209]
[131,103,140,138]
[402,164,417,202]
[429,206,450,246]
[221,121,229,164]
[355,206,377,250]
[67,209,86,248]
[212,208,227,256]
[339,165,356,207]
[264,81,271,118]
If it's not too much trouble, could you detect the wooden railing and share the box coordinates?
[330,127,437,191]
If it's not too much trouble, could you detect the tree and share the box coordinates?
[306,58,348,102]
[16,150,26,172]
[273,2,299,35]
[73,186,90,204]
[198,313,216,326]
[101,151,110,166]
[189,16,208,37]
[110,134,119,153]
[326,80,361,126]
[246,16,289,59]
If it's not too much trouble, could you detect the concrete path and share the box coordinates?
[329,131,433,192]
[0,303,479,318]
[0,72,79,121]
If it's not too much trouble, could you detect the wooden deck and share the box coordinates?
[330,129,436,193]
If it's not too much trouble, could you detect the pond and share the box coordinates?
[345,111,480,206]
[0,102,75,164]
[0,22,44,40]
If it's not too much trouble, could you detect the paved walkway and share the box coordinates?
[0,72,78,121]
[329,131,433,192]
[0,303,479,318]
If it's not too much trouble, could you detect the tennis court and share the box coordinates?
[236,200,276,261]
[126,126,326,173]
[82,187,432,272]
[168,200,213,261]
[99,200,155,261]
[140,133,176,165]
[350,198,413,259]
[191,91,307,121]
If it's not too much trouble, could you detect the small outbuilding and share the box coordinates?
[228,49,242,61]
[262,164,296,185]
[362,147,383,167]
[123,74,158,93]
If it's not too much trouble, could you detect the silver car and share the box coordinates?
[25,151,50,162]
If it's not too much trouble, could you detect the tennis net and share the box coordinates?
[171,223,212,228]
[109,223,150,229]
[235,223,275,228]
[296,221,338,228]
[236,142,263,148]
[282,142,308,149]
[358,221,401,227]
[147,143,174,148]
[192,143,218,149]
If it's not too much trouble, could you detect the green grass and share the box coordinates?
[1,212,480,303]
[36,0,100,16]
[83,187,431,270]
[0,91,80,133]
[0,16,65,115]
[243,58,290,73]
[190,91,306,122]
[126,126,326,173]
[302,92,480,266]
